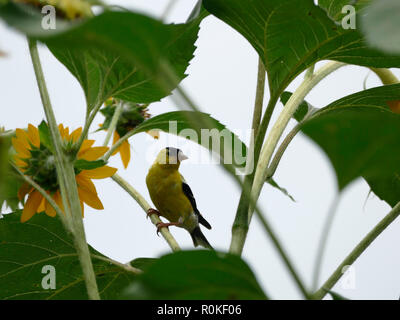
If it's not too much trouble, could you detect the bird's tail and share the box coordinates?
[190,227,213,250]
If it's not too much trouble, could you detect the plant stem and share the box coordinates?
[75,101,103,152]
[112,173,181,252]
[312,201,400,300]
[103,101,123,147]
[370,68,399,85]
[91,254,142,274]
[311,195,340,291]
[161,0,178,21]
[28,39,100,300]
[248,62,345,223]
[252,58,266,137]
[266,122,302,180]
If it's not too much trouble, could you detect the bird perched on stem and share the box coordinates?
[146,147,213,249]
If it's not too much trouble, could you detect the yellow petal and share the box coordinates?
[76,174,98,195]
[70,127,83,143]
[80,166,117,179]
[18,183,33,201]
[111,131,120,155]
[78,140,95,157]
[15,129,30,149]
[21,191,42,222]
[27,124,40,148]
[120,140,131,169]
[37,197,46,213]
[45,198,57,217]
[12,137,30,158]
[78,187,104,210]
[78,146,109,161]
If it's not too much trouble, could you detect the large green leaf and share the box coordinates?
[0,211,137,299]
[288,84,400,207]
[203,0,400,99]
[122,250,267,300]
[360,0,400,54]
[0,2,205,110]
[132,111,248,168]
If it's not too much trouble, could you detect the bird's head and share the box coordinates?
[154,147,188,168]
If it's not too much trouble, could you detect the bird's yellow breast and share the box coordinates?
[146,164,193,224]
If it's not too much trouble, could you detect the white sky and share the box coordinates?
[1,0,399,299]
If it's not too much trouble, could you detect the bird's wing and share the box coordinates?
[180,175,212,230]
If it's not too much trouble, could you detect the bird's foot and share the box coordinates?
[147,208,161,219]
[156,222,181,236]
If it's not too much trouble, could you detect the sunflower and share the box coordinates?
[99,98,159,169]
[13,123,117,222]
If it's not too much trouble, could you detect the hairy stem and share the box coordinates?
[312,201,400,300]
[28,39,100,300]
[229,59,266,255]
[370,68,399,85]
[103,101,123,147]
[249,62,345,223]
[112,173,181,252]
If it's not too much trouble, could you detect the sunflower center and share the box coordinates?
[24,145,59,192]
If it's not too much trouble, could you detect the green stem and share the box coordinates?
[370,68,399,85]
[112,173,181,252]
[252,58,266,137]
[28,39,100,300]
[103,101,123,147]
[161,0,178,20]
[312,201,400,300]
[248,62,345,223]
[75,101,103,152]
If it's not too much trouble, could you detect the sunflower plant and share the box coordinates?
[1,0,400,302]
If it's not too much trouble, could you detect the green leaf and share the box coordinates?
[328,290,349,300]
[132,111,248,168]
[0,211,137,299]
[38,121,52,152]
[298,84,400,206]
[0,2,205,110]
[122,250,267,300]
[129,258,157,271]
[74,159,106,170]
[266,178,296,202]
[360,0,400,54]
[203,0,400,100]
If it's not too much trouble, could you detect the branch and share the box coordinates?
[312,201,400,299]
[111,173,181,252]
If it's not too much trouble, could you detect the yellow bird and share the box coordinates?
[146,147,213,249]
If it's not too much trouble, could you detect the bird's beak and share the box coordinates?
[179,153,189,161]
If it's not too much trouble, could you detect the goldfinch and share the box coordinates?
[146,147,213,249]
